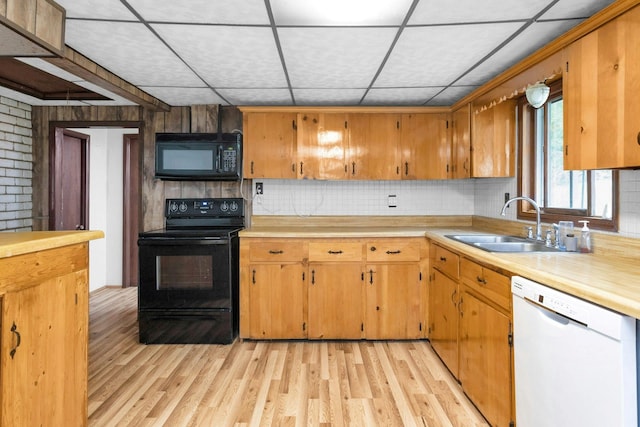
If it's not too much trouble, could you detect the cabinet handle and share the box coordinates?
[369,269,374,285]
[10,322,21,359]
[637,132,640,146]
[386,250,401,254]
[311,269,315,285]
[476,276,487,285]
[459,296,464,318]
[352,162,356,175]
[440,256,447,262]
[250,161,254,174]
[300,162,304,175]
[269,250,284,254]
[252,269,256,284]
[291,163,295,173]
[405,162,409,176]
[451,289,458,307]
[327,250,343,255]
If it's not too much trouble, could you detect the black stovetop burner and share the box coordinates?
[139,197,245,239]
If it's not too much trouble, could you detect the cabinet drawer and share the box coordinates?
[366,240,420,262]
[249,241,305,262]
[309,242,362,262]
[460,258,511,310]
[432,244,459,279]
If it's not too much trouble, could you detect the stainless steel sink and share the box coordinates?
[445,234,561,253]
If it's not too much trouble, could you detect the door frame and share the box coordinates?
[49,127,90,230]
[123,133,140,287]
[49,121,144,288]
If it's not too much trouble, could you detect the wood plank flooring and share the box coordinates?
[88,287,488,426]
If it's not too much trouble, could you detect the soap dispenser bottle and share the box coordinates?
[578,220,591,253]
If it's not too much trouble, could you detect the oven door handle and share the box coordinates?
[138,238,229,246]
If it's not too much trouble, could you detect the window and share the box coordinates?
[518,80,617,231]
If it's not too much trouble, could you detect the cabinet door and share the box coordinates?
[365,263,422,339]
[243,112,297,178]
[1,271,88,427]
[563,6,640,169]
[459,290,512,427]
[248,263,306,339]
[308,263,363,339]
[471,100,516,178]
[451,105,471,179]
[429,270,459,378]
[400,113,450,180]
[297,112,348,179]
[347,113,401,180]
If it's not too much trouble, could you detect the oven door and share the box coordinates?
[138,236,235,310]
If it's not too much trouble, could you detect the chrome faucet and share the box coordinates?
[500,196,542,241]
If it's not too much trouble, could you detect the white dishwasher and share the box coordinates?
[511,276,637,427]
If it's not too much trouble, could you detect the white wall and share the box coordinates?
[71,128,138,291]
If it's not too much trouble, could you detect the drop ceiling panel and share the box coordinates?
[293,88,366,105]
[409,0,555,24]
[363,87,444,105]
[138,87,225,106]
[279,27,398,88]
[127,0,270,24]
[152,24,287,88]
[218,88,293,106]
[541,0,616,20]
[427,86,479,106]
[54,0,136,20]
[271,0,415,25]
[64,21,203,87]
[375,23,523,87]
[457,20,579,86]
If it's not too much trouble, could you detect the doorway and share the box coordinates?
[50,125,141,291]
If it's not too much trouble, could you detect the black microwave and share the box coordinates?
[155,133,242,181]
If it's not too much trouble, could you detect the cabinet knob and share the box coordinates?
[370,246,376,252]
[637,131,640,146]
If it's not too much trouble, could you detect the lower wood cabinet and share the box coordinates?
[0,243,90,426]
[240,236,427,340]
[428,241,514,427]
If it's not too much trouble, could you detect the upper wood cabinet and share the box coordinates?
[296,112,348,179]
[400,113,451,180]
[451,104,471,179]
[243,112,297,178]
[563,4,640,170]
[471,100,516,178]
[347,113,401,180]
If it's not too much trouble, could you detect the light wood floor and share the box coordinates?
[88,287,488,427]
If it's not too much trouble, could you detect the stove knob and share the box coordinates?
[230,201,239,211]
[220,201,229,212]
[169,202,179,212]
[179,202,188,213]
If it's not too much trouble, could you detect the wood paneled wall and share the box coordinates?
[31,104,244,232]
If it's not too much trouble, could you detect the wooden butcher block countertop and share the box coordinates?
[0,230,104,259]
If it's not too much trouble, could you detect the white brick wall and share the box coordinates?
[0,96,33,232]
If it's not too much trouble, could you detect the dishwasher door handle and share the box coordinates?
[523,296,582,327]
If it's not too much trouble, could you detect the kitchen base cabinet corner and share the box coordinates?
[0,242,90,427]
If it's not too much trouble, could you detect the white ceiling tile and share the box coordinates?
[293,89,366,105]
[363,87,444,105]
[126,0,269,24]
[152,24,287,88]
[376,23,523,87]
[64,21,203,87]
[426,86,479,105]
[457,20,578,86]
[541,0,615,20]
[279,27,397,88]
[271,0,415,25]
[139,87,226,106]
[409,0,553,24]
[54,0,137,20]
[219,89,293,106]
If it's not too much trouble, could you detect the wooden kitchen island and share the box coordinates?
[0,230,103,427]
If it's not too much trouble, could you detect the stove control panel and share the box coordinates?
[166,198,244,218]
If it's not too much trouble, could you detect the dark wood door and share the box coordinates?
[49,128,89,231]
[123,134,140,287]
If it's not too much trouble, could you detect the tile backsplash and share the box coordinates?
[251,170,640,238]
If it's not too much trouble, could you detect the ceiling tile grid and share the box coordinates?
[9,0,618,106]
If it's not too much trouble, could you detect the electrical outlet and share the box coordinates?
[256,182,263,195]
[388,194,397,208]
[504,192,510,203]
